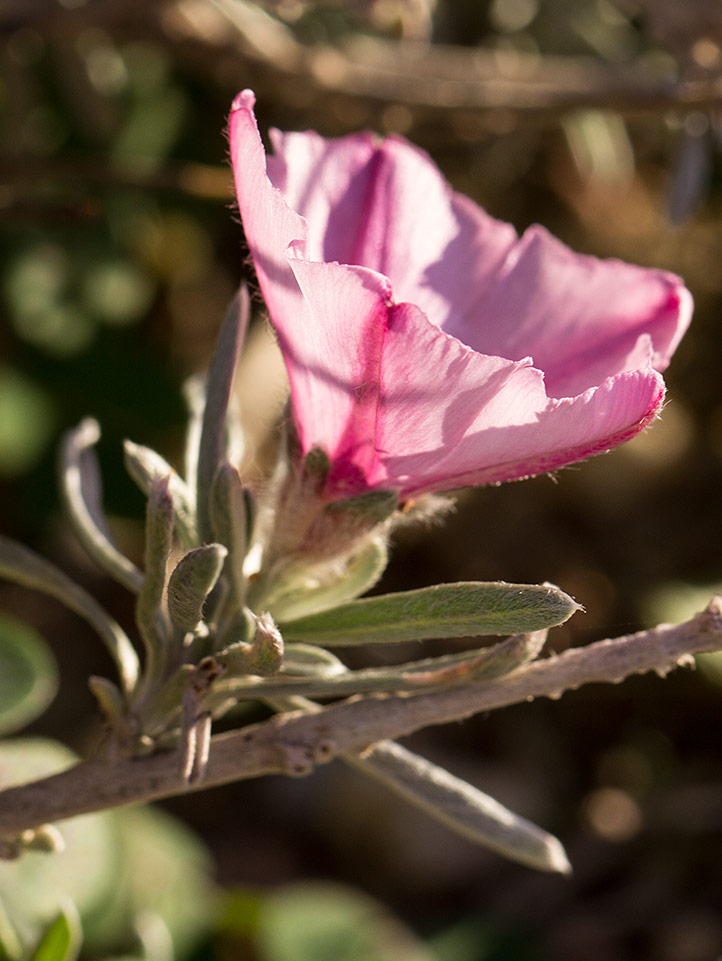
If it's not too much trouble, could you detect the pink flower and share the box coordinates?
[229,90,692,501]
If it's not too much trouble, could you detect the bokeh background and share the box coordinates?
[1,1,722,959]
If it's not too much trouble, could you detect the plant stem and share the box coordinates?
[1,599,721,841]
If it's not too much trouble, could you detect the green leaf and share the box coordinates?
[29,903,82,961]
[213,631,547,701]
[167,544,227,632]
[281,643,346,678]
[135,479,174,691]
[123,440,198,548]
[88,806,212,959]
[210,462,250,612]
[0,741,213,960]
[0,613,58,735]
[0,740,120,958]
[0,536,139,693]
[0,367,55,478]
[196,289,249,544]
[280,582,580,646]
[258,882,436,961]
[60,420,143,593]
[266,536,388,622]
[347,741,571,875]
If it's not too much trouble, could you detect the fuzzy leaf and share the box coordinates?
[167,544,228,632]
[210,462,249,610]
[135,479,174,689]
[60,420,143,593]
[280,581,580,646]
[196,289,250,544]
[347,740,571,874]
[0,614,58,736]
[123,440,197,548]
[212,632,545,700]
[0,536,139,693]
[266,536,388,622]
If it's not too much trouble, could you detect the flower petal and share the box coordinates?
[266,126,518,331]
[228,90,308,346]
[230,90,381,476]
[286,256,389,493]
[376,303,666,496]
[443,225,691,398]
[231,92,689,502]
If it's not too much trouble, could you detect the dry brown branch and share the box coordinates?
[1,598,721,842]
[163,0,722,129]
[5,0,722,136]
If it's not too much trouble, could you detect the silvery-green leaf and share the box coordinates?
[210,462,249,610]
[211,633,540,700]
[167,545,228,632]
[135,480,174,691]
[182,375,205,505]
[0,536,138,693]
[123,440,197,548]
[322,489,398,525]
[281,643,346,678]
[214,612,283,678]
[266,536,388,622]
[347,740,571,874]
[87,676,131,738]
[0,614,58,736]
[281,582,580,646]
[60,420,142,593]
[196,288,249,544]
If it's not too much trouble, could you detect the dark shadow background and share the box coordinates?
[1,1,721,959]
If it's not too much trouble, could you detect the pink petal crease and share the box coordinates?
[229,89,692,500]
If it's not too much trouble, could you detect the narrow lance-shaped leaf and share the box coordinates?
[210,462,249,611]
[123,440,198,548]
[88,675,132,740]
[196,288,250,544]
[0,535,139,692]
[167,544,228,632]
[182,374,205,506]
[210,631,548,702]
[29,902,82,961]
[135,479,174,692]
[280,581,580,646]
[346,740,571,874]
[60,420,143,593]
[0,613,59,737]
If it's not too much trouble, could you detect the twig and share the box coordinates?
[1,598,721,840]
[172,0,722,128]
[6,0,722,139]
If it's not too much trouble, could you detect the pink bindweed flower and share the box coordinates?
[229,90,692,502]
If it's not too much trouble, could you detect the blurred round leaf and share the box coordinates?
[0,613,58,735]
[0,369,56,476]
[258,882,437,961]
[0,741,213,960]
[0,739,120,956]
[83,805,213,959]
[81,261,154,328]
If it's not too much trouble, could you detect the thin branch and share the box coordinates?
[172,0,722,128]
[6,0,722,141]
[1,598,721,840]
